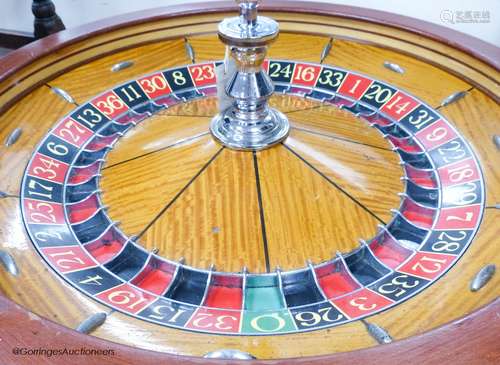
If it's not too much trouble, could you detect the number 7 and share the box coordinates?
[446,212,473,222]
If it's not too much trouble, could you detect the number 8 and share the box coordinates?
[172,71,187,86]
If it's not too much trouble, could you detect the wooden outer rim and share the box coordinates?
[1,295,498,364]
[0,0,499,82]
[0,2,498,363]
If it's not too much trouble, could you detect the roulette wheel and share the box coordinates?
[0,1,499,363]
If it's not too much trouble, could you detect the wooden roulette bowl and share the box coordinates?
[0,1,498,364]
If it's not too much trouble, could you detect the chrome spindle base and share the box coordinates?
[210,107,289,150]
[210,0,289,151]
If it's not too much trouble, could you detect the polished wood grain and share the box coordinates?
[105,113,210,167]
[0,4,498,363]
[0,86,112,334]
[140,148,266,273]
[0,205,497,362]
[0,198,110,328]
[2,1,498,89]
[190,32,331,64]
[101,135,220,236]
[0,17,223,111]
[257,143,381,270]
[103,99,402,272]
[438,89,500,206]
[46,32,332,108]
[76,206,500,359]
[287,106,391,150]
[322,38,471,108]
[1,4,498,114]
[163,95,320,117]
[285,128,403,221]
[0,86,74,195]
[369,209,500,341]
[274,14,498,98]
[190,34,474,108]
[48,39,189,104]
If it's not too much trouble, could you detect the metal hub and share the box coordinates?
[210,0,290,151]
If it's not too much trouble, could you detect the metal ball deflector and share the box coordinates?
[210,0,290,150]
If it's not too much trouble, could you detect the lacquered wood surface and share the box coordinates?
[101,97,402,272]
[284,129,402,221]
[1,295,498,365]
[0,6,498,362]
[0,197,111,328]
[0,86,73,195]
[2,6,498,113]
[438,89,500,206]
[256,142,383,270]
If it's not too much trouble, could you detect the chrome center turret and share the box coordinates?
[210,0,290,150]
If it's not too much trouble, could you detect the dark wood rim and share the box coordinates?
[0,2,499,364]
[1,295,498,364]
[0,0,499,82]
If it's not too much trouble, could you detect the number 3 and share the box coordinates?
[349,297,377,311]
